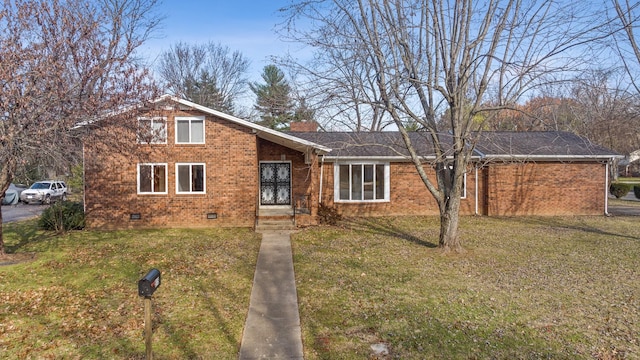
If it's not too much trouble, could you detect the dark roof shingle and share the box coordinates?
[290,131,620,159]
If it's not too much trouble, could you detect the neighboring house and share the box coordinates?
[618,149,640,177]
[83,95,622,229]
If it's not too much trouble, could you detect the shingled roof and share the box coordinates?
[291,131,621,160]
[473,131,620,159]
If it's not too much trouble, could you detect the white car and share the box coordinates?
[20,180,68,205]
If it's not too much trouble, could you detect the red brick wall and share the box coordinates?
[84,108,259,229]
[318,160,606,217]
[289,121,318,132]
[484,162,606,216]
[319,161,478,216]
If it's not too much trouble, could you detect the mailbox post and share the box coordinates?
[138,269,161,360]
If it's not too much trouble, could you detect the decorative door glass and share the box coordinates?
[260,163,291,205]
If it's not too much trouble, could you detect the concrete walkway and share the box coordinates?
[238,231,304,360]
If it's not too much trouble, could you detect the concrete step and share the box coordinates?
[256,219,296,231]
[258,209,293,217]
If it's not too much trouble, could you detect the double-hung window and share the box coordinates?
[175,116,205,144]
[138,163,167,194]
[176,163,205,194]
[335,163,389,202]
[137,117,167,144]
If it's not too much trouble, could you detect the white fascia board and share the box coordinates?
[323,155,483,162]
[482,154,624,161]
[323,154,620,162]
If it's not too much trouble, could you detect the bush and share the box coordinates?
[635,186,640,199]
[317,203,342,225]
[39,201,85,233]
[610,183,632,198]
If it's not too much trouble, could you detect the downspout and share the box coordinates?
[474,164,479,215]
[604,161,609,216]
[82,143,86,215]
[319,154,324,204]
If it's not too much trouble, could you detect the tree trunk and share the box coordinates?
[0,201,4,256]
[0,163,12,256]
[438,195,463,252]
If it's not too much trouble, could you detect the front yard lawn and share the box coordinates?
[0,222,261,359]
[1,215,638,359]
[292,216,640,359]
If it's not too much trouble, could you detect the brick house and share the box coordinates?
[83,95,621,229]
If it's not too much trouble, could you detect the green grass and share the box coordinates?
[610,198,640,207]
[0,221,261,359]
[616,177,640,184]
[292,216,640,359]
[2,216,639,359]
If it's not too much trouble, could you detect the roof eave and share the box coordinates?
[322,154,621,162]
[323,155,483,161]
[482,154,624,161]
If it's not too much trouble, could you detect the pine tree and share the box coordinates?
[250,65,294,130]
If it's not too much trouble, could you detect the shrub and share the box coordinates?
[609,182,632,198]
[66,163,83,194]
[635,185,640,199]
[39,201,85,233]
[317,203,342,225]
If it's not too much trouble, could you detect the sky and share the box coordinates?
[140,0,302,84]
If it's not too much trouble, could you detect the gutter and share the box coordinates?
[482,154,624,161]
[322,154,622,162]
[322,155,483,162]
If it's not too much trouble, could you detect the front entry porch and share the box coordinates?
[255,136,320,230]
[255,195,312,231]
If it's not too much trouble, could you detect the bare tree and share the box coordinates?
[157,41,250,114]
[612,0,640,94]
[282,0,608,251]
[280,43,392,131]
[0,0,162,255]
[569,69,640,154]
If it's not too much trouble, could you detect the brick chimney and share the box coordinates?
[289,121,318,132]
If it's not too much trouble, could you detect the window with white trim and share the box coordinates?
[137,117,167,144]
[175,116,204,144]
[138,163,167,194]
[335,163,389,202]
[176,163,205,194]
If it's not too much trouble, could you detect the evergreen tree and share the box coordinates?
[250,65,294,130]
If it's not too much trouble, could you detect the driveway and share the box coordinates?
[608,191,640,216]
[1,203,47,223]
